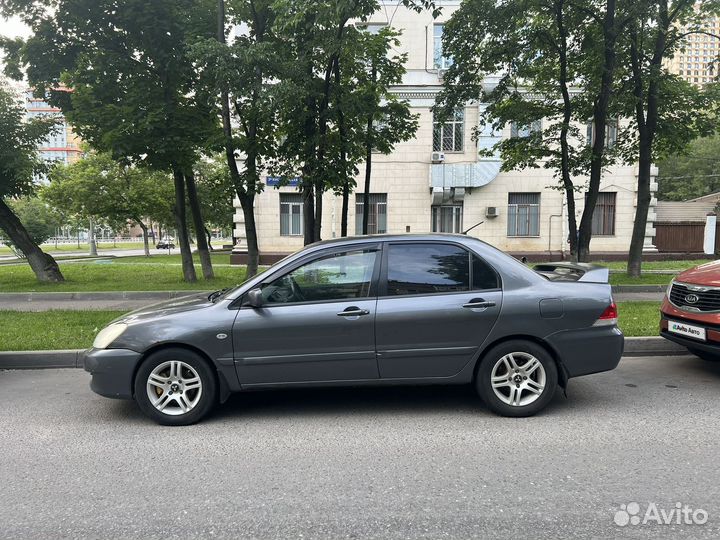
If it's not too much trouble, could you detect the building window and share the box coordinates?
[433,109,464,152]
[364,23,386,35]
[280,193,303,236]
[510,120,542,138]
[591,192,616,236]
[431,205,463,233]
[433,24,453,69]
[507,193,540,237]
[586,119,618,148]
[355,193,387,234]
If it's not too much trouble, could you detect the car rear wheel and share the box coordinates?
[476,340,558,417]
[134,348,217,426]
[688,348,720,362]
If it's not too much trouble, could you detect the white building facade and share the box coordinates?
[233,2,657,261]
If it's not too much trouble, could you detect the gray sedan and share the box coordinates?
[85,234,623,425]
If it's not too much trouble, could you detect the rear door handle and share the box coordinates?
[463,298,496,309]
[337,307,370,317]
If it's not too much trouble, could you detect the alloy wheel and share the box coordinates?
[490,352,547,407]
[145,360,203,416]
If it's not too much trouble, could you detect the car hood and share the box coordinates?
[115,293,214,324]
[676,259,720,287]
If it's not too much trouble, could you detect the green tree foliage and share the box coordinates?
[270,0,435,245]
[43,153,175,256]
[192,0,282,276]
[0,80,64,281]
[4,197,62,247]
[3,0,220,281]
[436,0,629,261]
[193,158,236,248]
[656,134,720,201]
[614,0,720,276]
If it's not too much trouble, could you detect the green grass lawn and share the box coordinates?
[0,241,148,254]
[616,301,661,337]
[0,310,125,351]
[599,259,714,271]
[116,252,232,265]
[609,273,672,286]
[0,257,246,292]
[0,301,662,351]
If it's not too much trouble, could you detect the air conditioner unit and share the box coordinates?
[486,206,499,218]
[431,151,445,163]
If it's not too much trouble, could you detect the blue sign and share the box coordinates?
[266,176,301,187]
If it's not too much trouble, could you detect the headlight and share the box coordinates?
[666,279,675,299]
[93,323,128,349]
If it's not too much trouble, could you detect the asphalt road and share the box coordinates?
[2,356,720,539]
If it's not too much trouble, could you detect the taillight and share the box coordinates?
[593,301,618,326]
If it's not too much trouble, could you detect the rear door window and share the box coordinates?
[386,243,470,296]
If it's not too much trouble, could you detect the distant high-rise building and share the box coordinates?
[24,88,82,178]
[667,13,720,86]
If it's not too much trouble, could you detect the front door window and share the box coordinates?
[260,249,378,304]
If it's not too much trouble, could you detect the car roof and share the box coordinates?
[305,233,479,249]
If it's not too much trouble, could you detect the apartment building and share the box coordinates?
[25,88,83,177]
[666,11,719,86]
[232,2,657,261]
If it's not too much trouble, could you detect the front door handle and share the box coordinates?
[463,298,496,309]
[337,307,370,317]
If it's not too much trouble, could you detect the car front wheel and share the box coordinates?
[476,340,558,417]
[134,348,217,426]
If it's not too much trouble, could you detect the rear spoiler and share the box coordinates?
[532,262,610,283]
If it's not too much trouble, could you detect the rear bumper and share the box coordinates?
[546,326,624,378]
[83,348,142,400]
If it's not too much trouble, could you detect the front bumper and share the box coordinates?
[84,348,142,400]
[660,314,720,355]
[546,326,624,378]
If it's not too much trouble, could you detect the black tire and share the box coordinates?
[475,340,558,417]
[688,348,720,362]
[134,348,217,426]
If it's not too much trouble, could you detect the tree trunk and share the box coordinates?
[88,217,97,257]
[0,198,64,282]
[217,0,261,272]
[158,223,162,244]
[172,167,197,282]
[341,183,350,237]
[577,0,618,262]
[314,180,323,242]
[334,59,350,238]
[205,227,214,251]
[238,192,260,277]
[555,0,578,260]
[362,114,374,235]
[302,178,315,245]
[627,2,667,277]
[628,144,652,277]
[185,170,214,280]
[137,220,150,257]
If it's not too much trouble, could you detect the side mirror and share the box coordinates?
[246,288,264,308]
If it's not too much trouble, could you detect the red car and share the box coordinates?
[661,260,720,361]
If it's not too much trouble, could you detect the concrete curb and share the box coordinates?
[0,349,86,369]
[0,291,209,302]
[0,338,691,370]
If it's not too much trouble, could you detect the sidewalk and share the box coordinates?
[0,291,209,311]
